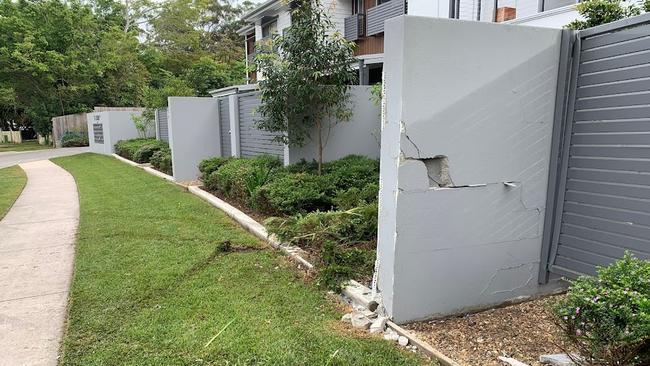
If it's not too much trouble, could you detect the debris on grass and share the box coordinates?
[204,318,236,348]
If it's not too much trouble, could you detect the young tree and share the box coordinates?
[255,0,357,174]
[566,0,640,29]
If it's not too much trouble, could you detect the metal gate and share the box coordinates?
[218,98,231,157]
[541,14,650,282]
[237,91,284,159]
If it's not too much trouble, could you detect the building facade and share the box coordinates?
[237,0,581,84]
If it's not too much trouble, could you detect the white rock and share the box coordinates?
[369,317,388,333]
[351,313,372,329]
[398,336,409,346]
[341,313,353,323]
[539,354,577,366]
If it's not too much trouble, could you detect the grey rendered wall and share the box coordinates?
[378,16,565,323]
[86,111,145,155]
[288,86,381,164]
[168,97,220,182]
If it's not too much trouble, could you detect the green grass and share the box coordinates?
[53,153,426,366]
[0,140,52,152]
[0,165,27,219]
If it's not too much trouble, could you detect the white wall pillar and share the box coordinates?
[229,94,241,157]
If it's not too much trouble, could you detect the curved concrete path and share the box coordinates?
[0,147,89,169]
[0,160,78,366]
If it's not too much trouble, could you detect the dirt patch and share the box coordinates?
[404,295,573,366]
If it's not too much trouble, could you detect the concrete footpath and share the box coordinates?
[0,147,89,169]
[0,160,79,366]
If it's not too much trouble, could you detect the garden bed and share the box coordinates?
[198,155,380,291]
[404,295,572,366]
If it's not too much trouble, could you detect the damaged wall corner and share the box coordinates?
[377,16,566,324]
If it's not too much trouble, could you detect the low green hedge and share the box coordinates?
[61,131,89,147]
[114,139,168,163]
[198,157,232,179]
[150,149,172,175]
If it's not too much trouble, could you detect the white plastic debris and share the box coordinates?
[398,336,409,346]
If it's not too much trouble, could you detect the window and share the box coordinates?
[261,19,278,39]
[353,0,364,14]
[377,0,391,5]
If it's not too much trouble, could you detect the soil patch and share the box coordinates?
[404,295,573,366]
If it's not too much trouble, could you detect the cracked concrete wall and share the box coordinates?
[378,16,565,323]
[168,97,221,182]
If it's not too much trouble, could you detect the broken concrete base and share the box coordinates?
[539,354,578,366]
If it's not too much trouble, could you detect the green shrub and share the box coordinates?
[285,159,319,174]
[208,155,282,203]
[323,155,379,191]
[333,183,379,210]
[60,131,89,147]
[265,202,378,248]
[114,138,157,160]
[256,173,336,214]
[266,203,378,291]
[318,241,376,291]
[198,157,232,179]
[553,252,650,365]
[150,149,172,175]
[133,141,168,163]
[566,0,640,30]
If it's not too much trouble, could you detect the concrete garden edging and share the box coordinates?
[110,153,459,365]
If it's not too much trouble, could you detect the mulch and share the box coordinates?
[404,295,574,366]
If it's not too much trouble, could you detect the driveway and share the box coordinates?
[0,147,89,169]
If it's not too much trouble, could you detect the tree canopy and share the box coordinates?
[0,0,250,135]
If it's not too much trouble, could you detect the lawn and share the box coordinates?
[53,153,426,366]
[0,140,52,152]
[0,165,27,219]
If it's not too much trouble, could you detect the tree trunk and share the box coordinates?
[316,118,323,175]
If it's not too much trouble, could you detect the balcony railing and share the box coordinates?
[366,0,406,36]
[344,13,365,41]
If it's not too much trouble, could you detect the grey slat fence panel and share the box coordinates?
[579,50,650,74]
[572,120,650,133]
[543,16,650,282]
[578,63,650,86]
[582,25,650,50]
[218,97,232,157]
[237,91,284,159]
[156,107,169,142]
[580,34,650,62]
[366,0,405,36]
[575,91,650,109]
[577,78,650,98]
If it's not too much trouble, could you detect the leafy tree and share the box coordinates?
[567,0,641,29]
[184,57,245,96]
[255,0,357,174]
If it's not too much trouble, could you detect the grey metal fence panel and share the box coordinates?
[218,98,232,157]
[366,0,405,36]
[544,16,650,280]
[156,107,169,142]
[237,92,284,159]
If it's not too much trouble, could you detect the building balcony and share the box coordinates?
[344,13,365,41]
[366,0,406,36]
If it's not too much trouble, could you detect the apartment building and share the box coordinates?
[237,0,580,84]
